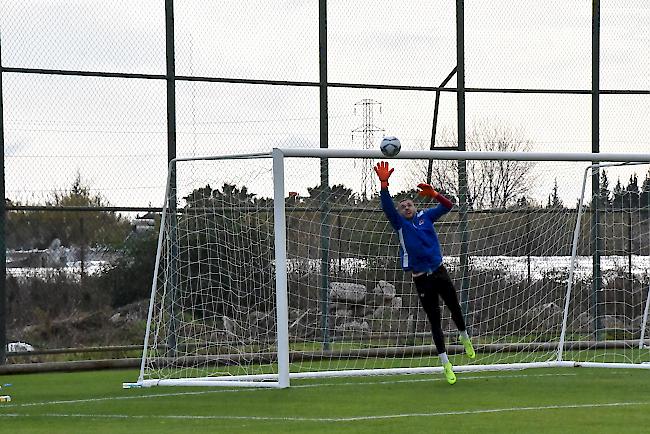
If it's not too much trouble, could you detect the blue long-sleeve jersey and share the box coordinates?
[380,189,452,273]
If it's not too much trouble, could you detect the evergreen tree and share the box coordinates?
[179,183,274,317]
[624,174,640,208]
[6,175,130,249]
[512,195,536,209]
[612,178,624,209]
[641,168,650,208]
[546,178,564,208]
[598,169,612,209]
[306,183,357,205]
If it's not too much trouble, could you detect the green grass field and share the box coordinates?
[1,362,649,433]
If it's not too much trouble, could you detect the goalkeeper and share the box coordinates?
[374,161,475,385]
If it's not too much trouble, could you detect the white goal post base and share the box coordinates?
[123,360,650,389]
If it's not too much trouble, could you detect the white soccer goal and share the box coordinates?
[124,149,650,389]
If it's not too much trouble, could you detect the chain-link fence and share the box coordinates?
[1,1,649,364]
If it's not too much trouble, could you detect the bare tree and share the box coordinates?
[414,122,535,209]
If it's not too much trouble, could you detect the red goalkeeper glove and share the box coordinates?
[418,183,453,209]
[374,161,394,189]
[417,183,438,198]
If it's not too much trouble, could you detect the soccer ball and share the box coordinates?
[380,136,401,157]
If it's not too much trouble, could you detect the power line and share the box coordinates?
[352,99,384,200]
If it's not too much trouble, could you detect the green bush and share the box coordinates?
[98,229,158,308]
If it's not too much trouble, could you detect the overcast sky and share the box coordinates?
[1,1,649,207]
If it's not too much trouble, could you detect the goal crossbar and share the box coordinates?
[277,148,650,162]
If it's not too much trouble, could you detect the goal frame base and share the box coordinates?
[123,360,650,389]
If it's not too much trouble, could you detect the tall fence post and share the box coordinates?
[456,0,471,327]
[164,0,179,356]
[526,212,531,285]
[79,217,86,280]
[591,0,603,340]
[628,211,632,286]
[0,31,6,365]
[318,0,331,350]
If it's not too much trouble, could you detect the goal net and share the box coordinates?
[127,150,650,388]
[560,162,650,366]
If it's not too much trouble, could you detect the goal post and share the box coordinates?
[124,149,650,389]
[560,161,650,366]
[130,151,289,389]
[272,148,290,388]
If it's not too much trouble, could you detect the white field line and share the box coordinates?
[0,373,575,410]
[0,401,648,422]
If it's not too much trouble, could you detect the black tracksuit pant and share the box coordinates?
[412,264,466,354]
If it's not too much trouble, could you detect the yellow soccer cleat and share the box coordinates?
[461,336,476,359]
[443,362,457,385]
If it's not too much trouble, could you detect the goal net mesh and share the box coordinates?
[563,162,650,364]
[140,155,650,384]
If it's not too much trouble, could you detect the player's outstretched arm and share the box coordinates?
[418,183,453,222]
[374,162,401,229]
[417,183,453,209]
[374,161,394,190]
